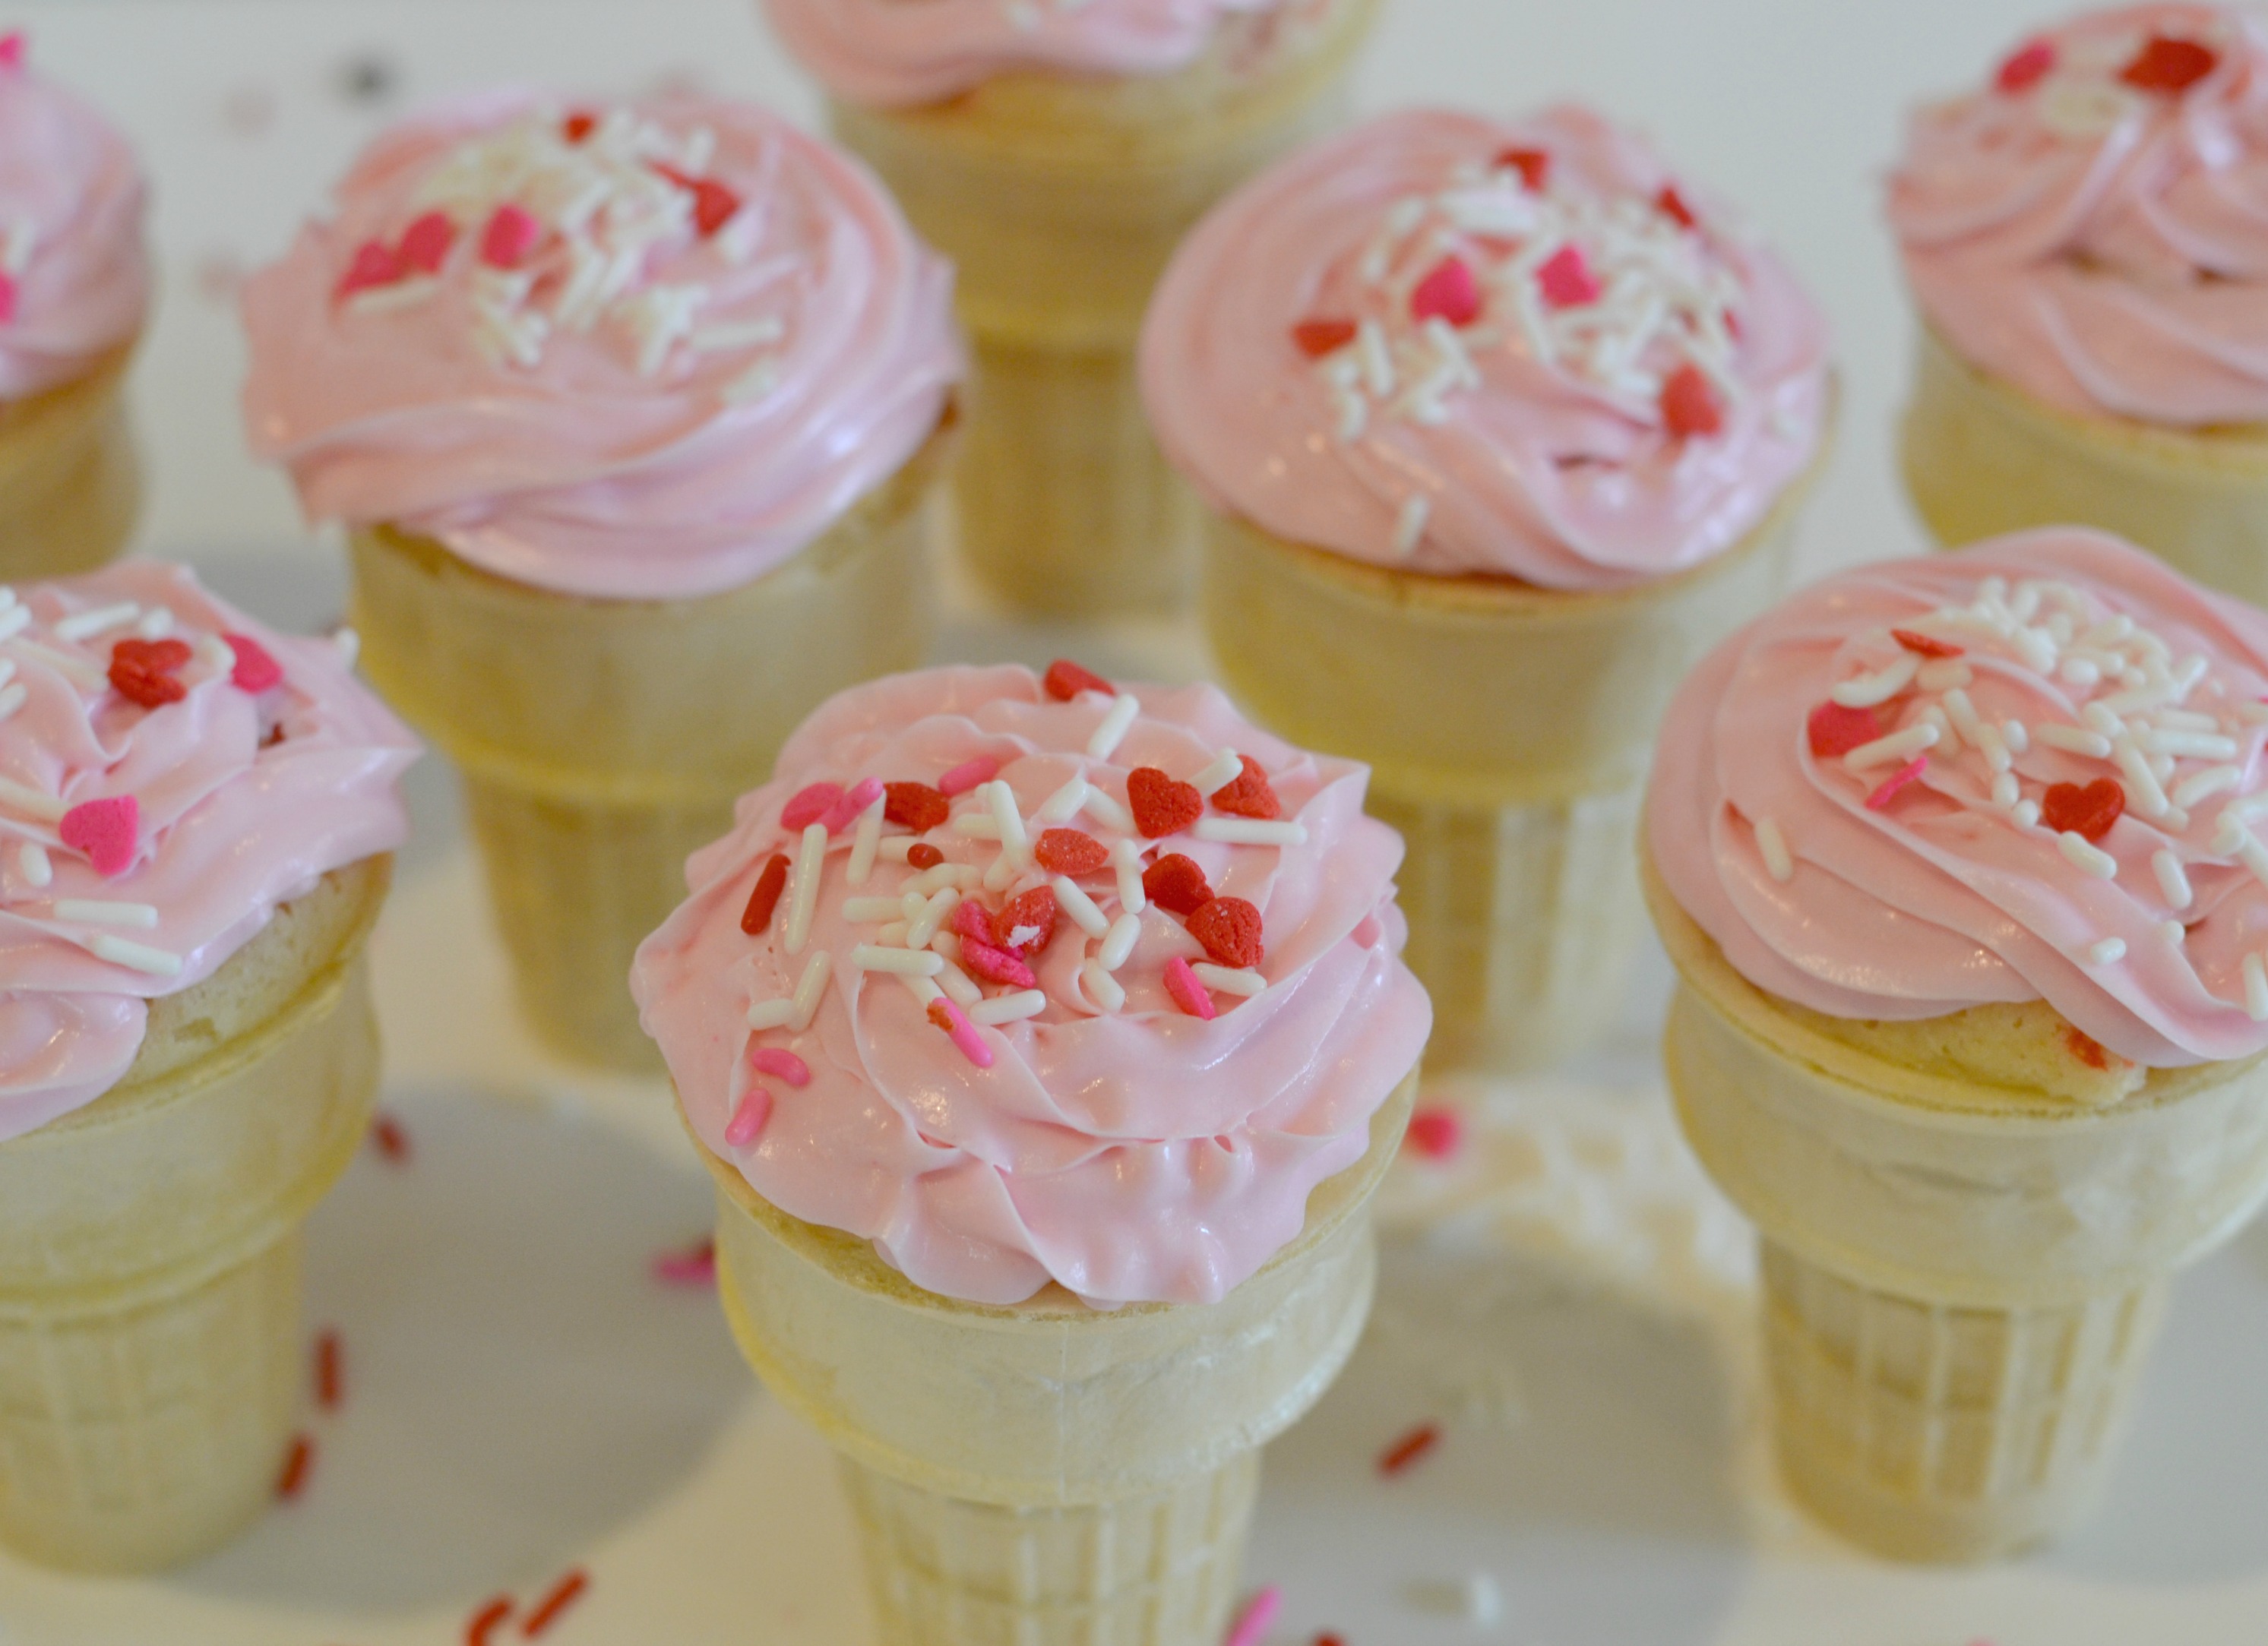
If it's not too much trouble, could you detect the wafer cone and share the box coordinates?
[1903,324,2268,604]
[0,858,390,1573]
[827,0,1377,617]
[697,1070,1415,1645]
[346,426,949,1071]
[0,345,141,579]
[1201,453,1820,1073]
[1646,854,2268,1562]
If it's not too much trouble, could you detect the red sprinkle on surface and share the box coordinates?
[1378,1422,1441,1476]
[1891,627,1963,658]
[1404,1105,1465,1162]
[1536,244,1602,308]
[479,204,542,270]
[653,163,742,235]
[1659,363,1724,439]
[520,1569,591,1638]
[1656,185,1697,230]
[60,795,138,877]
[780,782,842,830]
[371,1112,411,1163]
[994,887,1058,955]
[1188,897,1264,968]
[938,756,1000,797]
[1044,659,1114,701]
[1128,766,1204,838]
[397,210,457,275]
[1035,828,1109,876]
[466,1596,515,1646]
[1865,756,1929,810]
[276,1434,315,1500]
[906,842,944,870]
[225,632,285,692]
[1409,255,1482,327]
[822,776,884,832]
[651,1239,717,1287]
[1162,956,1216,1019]
[741,854,790,935]
[561,111,598,144]
[1142,854,1213,915]
[1210,755,1282,820]
[2120,34,2219,94]
[109,637,193,708]
[750,1047,811,1086]
[315,1330,344,1411]
[1292,318,1359,359]
[1223,1587,1284,1646]
[1996,38,2057,92]
[1807,701,1879,759]
[724,1085,772,1149]
[884,782,949,833]
[2043,778,2124,841]
[1496,146,1551,189]
[962,937,1038,989]
[337,238,401,299]
[2066,1026,2111,1071]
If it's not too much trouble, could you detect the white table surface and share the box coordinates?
[2,2,2266,1644]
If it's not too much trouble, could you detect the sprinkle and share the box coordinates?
[782,824,827,954]
[336,239,402,299]
[224,633,284,693]
[1195,817,1308,847]
[1403,1105,1464,1161]
[315,1330,345,1409]
[935,961,982,1007]
[2113,741,2172,820]
[518,1571,590,1640]
[1497,146,1551,188]
[1162,956,1216,1019]
[1378,1423,1441,1476]
[1078,959,1126,1013]
[1864,757,1928,810]
[2088,938,2127,967]
[2037,723,2114,759]
[1210,755,1283,820]
[1082,785,1134,835]
[2058,832,2119,878]
[1111,838,1146,914]
[60,796,138,877]
[2120,33,2219,94]
[0,33,21,71]
[1655,184,1697,229]
[108,637,192,708]
[2042,779,2124,841]
[970,990,1047,1026]
[53,602,138,643]
[1087,693,1141,761]
[0,777,63,822]
[1892,627,1963,658]
[1409,254,1482,327]
[18,842,47,886]
[846,795,887,886]
[745,996,797,1033]
[276,1434,315,1501]
[1128,766,1204,837]
[1843,722,1939,772]
[1536,244,1602,307]
[2015,799,2042,829]
[823,777,885,833]
[1991,771,2021,809]
[2145,728,2239,761]
[1292,318,1359,358]
[0,684,24,724]
[1143,854,1213,915]
[748,1047,810,1087]
[53,899,157,927]
[780,783,841,830]
[724,1085,772,1148]
[2247,954,2268,1022]
[925,997,995,1067]
[1190,750,1245,795]
[1997,37,2057,92]
[2163,920,2187,946]
[1033,777,1090,825]
[1188,897,1264,968]
[1036,828,1109,876]
[960,937,1036,989]
[852,944,943,976]
[370,1114,411,1163]
[1051,874,1111,939]
[952,814,1004,839]
[479,204,542,270]
[883,782,949,835]
[1659,363,1723,439]
[906,886,960,949]
[650,1239,716,1288]
[994,886,1059,954]
[982,780,1030,868]
[1191,962,1266,997]
[464,1596,514,1646]
[1833,654,1919,709]
[741,855,790,934]
[1806,701,1879,758]
[789,951,831,1031]
[2153,850,2194,911]
[1099,913,1142,971]
[1223,1588,1283,1646]
[89,935,182,976]
[906,843,943,870]
[1916,661,1974,695]
[1393,494,1431,558]
[1754,817,1794,883]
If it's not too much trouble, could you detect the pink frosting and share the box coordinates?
[762,0,1298,107]
[1890,5,2268,426]
[0,562,416,1144]
[241,90,961,601]
[1649,527,2268,1069]
[1139,106,1831,591]
[0,43,150,400]
[631,665,1431,1307]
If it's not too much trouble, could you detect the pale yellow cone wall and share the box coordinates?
[828,0,1377,618]
[0,858,390,1573]
[0,346,141,579]
[346,428,948,1071]
[1201,452,1820,1073]
[1902,324,2268,605]
[1646,855,2268,1562]
[698,1071,1415,1646]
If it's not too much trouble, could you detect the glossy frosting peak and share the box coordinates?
[1651,529,2268,1069]
[1890,4,2268,425]
[0,564,416,1143]
[1140,106,1830,590]
[632,665,1431,1307]
[241,90,960,600]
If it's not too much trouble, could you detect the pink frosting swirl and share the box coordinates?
[1890,5,2268,426]
[1139,106,1831,591]
[762,0,1295,106]
[631,664,1431,1307]
[1649,527,2268,1069]
[0,43,150,400]
[241,90,960,601]
[0,562,416,1144]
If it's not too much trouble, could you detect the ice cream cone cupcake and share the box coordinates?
[0,31,150,578]
[242,92,961,1071]
[0,563,415,1573]
[764,0,1379,617]
[1644,529,2268,1562]
[633,664,1429,1644]
[1143,105,1833,1075]
[1892,6,2268,604]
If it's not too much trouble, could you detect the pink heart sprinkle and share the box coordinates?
[1536,244,1602,308]
[0,272,15,327]
[723,1085,772,1148]
[60,795,138,878]
[961,937,1036,990]
[1404,1105,1465,1161]
[1409,255,1482,327]
[0,33,24,71]
[780,782,842,831]
[224,633,283,693]
[336,239,402,299]
[396,210,457,275]
[1162,956,1216,1020]
[479,204,542,270]
[951,899,995,946]
[748,1047,811,1087]
[937,757,999,798]
[822,776,884,833]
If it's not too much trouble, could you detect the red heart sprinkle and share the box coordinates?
[960,937,1036,989]
[2120,34,2217,94]
[906,842,943,870]
[1496,146,1550,190]
[225,633,283,693]
[561,111,598,144]
[1536,245,1602,308]
[884,782,949,833]
[993,886,1058,956]
[652,164,742,235]
[1656,185,1697,230]
[1043,659,1113,701]
[1128,767,1203,838]
[1034,828,1109,876]
[61,795,138,878]
[396,211,457,275]
[1409,255,1482,327]
[1210,755,1281,820]
[108,638,193,709]
[741,853,790,935]
[2042,779,2124,841]
[1142,853,1213,915]
[336,239,402,299]
[1187,896,1264,969]
[479,204,542,270]
[1659,364,1723,440]
[1995,38,2057,92]
[780,782,841,831]
[1807,701,1879,758]
[1891,628,1962,658]
[1292,318,1359,359]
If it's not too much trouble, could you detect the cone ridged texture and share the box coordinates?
[347,430,947,1070]
[828,0,1375,618]
[0,346,141,579]
[1902,324,2268,604]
